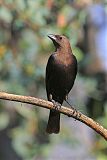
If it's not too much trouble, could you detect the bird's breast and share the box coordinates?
[54,53,73,67]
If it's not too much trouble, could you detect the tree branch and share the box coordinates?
[0,91,107,140]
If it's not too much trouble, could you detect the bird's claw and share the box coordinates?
[51,100,61,111]
[68,106,78,117]
[72,108,77,115]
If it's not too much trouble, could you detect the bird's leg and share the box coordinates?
[65,96,81,118]
[65,94,68,101]
[65,95,77,115]
[49,94,61,110]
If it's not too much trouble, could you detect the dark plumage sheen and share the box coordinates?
[46,34,77,134]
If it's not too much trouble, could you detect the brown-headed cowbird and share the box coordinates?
[46,34,77,134]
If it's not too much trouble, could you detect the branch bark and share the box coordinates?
[0,91,107,140]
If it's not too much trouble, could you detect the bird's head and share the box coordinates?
[48,34,71,52]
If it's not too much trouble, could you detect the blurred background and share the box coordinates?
[0,0,107,160]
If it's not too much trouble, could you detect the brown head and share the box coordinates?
[48,34,72,53]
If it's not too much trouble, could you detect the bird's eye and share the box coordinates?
[59,37,62,40]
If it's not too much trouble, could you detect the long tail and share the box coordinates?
[46,110,60,134]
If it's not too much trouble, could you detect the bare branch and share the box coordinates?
[0,91,107,140]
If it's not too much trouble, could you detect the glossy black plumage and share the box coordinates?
[46,34,77,134]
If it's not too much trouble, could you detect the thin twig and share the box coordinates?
[0,91,107,140]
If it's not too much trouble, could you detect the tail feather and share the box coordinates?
[46,110,60,134]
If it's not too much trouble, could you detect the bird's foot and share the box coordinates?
[70,106,77,114]
[49,94,61,111]
[68,106,81,119]
[65,99,76,113]
[51,100,61,111]
[67,106,77,117]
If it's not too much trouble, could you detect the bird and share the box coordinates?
[46,34,77,134]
